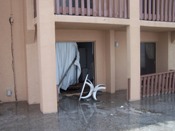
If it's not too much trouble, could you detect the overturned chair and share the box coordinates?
[79,74,106,101]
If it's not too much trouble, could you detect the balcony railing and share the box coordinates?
[140,0,175,22]
[141,71,175,97]
[55,0,129,19]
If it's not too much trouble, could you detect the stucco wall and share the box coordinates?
[157,32,169,72]
[141,31,169,73]
[115,31,160,91]
[26,43,40,104]
[141,32,159,42]
[0,0,27,102]
[115,31,127,91]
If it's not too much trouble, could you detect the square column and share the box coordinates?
[37,0,57,113]
[106,30,116,93]
[127,25,140,101]
[127,0,140,101]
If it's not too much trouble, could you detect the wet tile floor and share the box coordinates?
[1,90,175,131]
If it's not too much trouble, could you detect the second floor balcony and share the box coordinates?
[55,0,129,19]
[140,0,175,22]
[34,0,175,23]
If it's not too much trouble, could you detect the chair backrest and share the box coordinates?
[79,74,89,101]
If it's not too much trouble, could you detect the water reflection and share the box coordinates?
[1,91,175,131]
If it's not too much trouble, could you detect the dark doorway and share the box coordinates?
[57,42,95,95]
[77,42,95,84]
[141,42,156,75]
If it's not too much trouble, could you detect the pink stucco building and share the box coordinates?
[0,0,175,114]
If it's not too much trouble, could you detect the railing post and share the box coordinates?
[93,0,97,16]
[144,0,147,20]
[155,75,158,96]
[75,0,79,15]
[69,0,72,15]
[169,0,172,22]
[104,0,107,17]
[168,72,172,94]
[165,73,169,94]
[151,76,154,96]
[109,0,113,17]
[140,0,143,19]
[81,0,85,16]
[153,0,156,21]
[119,0,123,18]
[55,0,60,14]
[148,0,152,20]
[62,0,66,15]
[173,0,175,21]
[98,0,102,16]
[172,72,175,93]
[165,0,168,21]
[124,0,128,18]
[87,0,90,16]
[161,0,164,21]
[114,0,118,17]
[158,74,162,95]
[157,0,160,21]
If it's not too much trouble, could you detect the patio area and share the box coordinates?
[1,90,175,131]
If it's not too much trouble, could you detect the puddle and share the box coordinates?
[139,108,163,115]
[117,106,162,116]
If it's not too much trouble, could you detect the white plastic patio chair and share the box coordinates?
[79,74,106,101]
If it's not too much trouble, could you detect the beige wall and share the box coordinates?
[105,30,116,93]
[115,31,127,91]
[26,43,40,104]
[114,31,165,91]
[0,0,27,102]
[141,31,170,73]
[24,0,40,104]
[157,32,169,72]
[56,29,107,86]
[55,29,134,92]
[141,32,159,42]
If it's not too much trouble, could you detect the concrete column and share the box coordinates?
[37,0,57,113]
[168,32,175,70]
[127,0,140,101]
[127,25,140,101]
[106,30,116,93]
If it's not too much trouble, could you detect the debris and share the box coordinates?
[120,106,124,108]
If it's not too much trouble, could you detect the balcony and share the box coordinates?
[55,0,129,19]
[140,0,175,22]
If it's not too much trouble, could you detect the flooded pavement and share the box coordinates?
[1,90,175,131]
